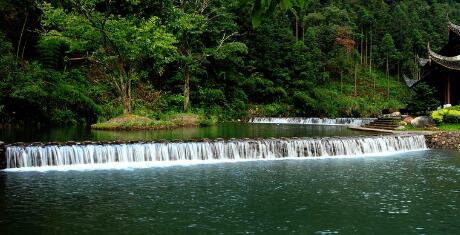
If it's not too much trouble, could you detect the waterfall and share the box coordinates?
[249,117,376,126]
[4,135,427,169]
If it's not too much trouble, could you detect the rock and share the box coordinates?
[390,112,401,117]
[443,104,452,108]
[396,126,405,130]
[411,116,433,128]
[403,116,413,124]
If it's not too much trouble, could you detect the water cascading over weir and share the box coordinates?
[2,135,427,169]
[249,117,377,126]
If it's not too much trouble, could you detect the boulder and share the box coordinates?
[403,116,413,124]
[411,116,433,128]
[390,111,401,117]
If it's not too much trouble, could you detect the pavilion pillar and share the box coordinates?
[447,76,451,104]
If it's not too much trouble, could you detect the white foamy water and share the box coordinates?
[4,135,427,171]
[249,117,376,126]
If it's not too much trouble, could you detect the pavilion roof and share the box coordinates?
[428,43,460,71]
[448,21,460,37]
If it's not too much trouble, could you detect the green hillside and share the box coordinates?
[1,0,458,125]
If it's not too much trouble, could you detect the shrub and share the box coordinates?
[198,88,225,107]
[260,103,288,117]
[432,107,460,124]
[292,91,315,116]
[407,82,441,114]
[199,115,218,127]
[162,94,184,112]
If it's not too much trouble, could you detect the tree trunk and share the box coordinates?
[183,64,190,112]
[295,18,299,40]
[387,55,390,100]
[370,32,375,98]
[21,40,27,60]
[360,28,364,65]
[365,32,368,66]
[16,9,28,59]
[354,63,357,96]
[340,71,343,95]
[120,80,132,115]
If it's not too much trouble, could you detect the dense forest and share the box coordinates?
[1,0,459,126]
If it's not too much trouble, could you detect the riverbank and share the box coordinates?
[350,126,460,149]
[425,132,460,149]
[91,113,216,131]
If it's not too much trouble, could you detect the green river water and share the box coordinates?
[0,123,459,234]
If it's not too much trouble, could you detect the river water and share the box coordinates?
[0,123,368,143]
[0,123,459,234]
[1,150,459,234]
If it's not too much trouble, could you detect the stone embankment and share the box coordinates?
[425,132,460,149]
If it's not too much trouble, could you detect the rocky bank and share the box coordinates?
[425,132,460,149]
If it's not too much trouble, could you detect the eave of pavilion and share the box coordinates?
[448,21,460,37]
[428,43,460,71]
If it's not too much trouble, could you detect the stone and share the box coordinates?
[443,104,452,108]
[390,111,401,117]
[403,116,413,124]
[396,126,405,130]
[411,116,433,128]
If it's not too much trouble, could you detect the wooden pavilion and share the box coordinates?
[406,21,460,105]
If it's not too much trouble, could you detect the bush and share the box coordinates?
[242,74,287,103]
[162,94,184,112]
[198,88,225,107]
[432,106,460,124]
[259,103,289,117]
[292,91,315,116]
[407,82,441,114]
[199,115,218,127]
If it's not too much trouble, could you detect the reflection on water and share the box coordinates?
[0,123,370,143]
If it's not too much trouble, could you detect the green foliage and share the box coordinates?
[407,82,441,114]
[162,94,184,113]
[39,0,176,114]
[199,115,218,127]
[432,107,460,125]
[2,0,460,126]
[198,88,226,107]
[250,0,306,27]
[242,74,287,103]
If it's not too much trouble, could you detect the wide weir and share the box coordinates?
[2,135,427,169]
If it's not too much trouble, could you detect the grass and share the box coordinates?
[399,123,460,132]
[91,113,217,131]
[437,124,460,131]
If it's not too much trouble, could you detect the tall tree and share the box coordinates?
[39,0,176,114]
[380,33,396,100]
[169,0,246,112]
